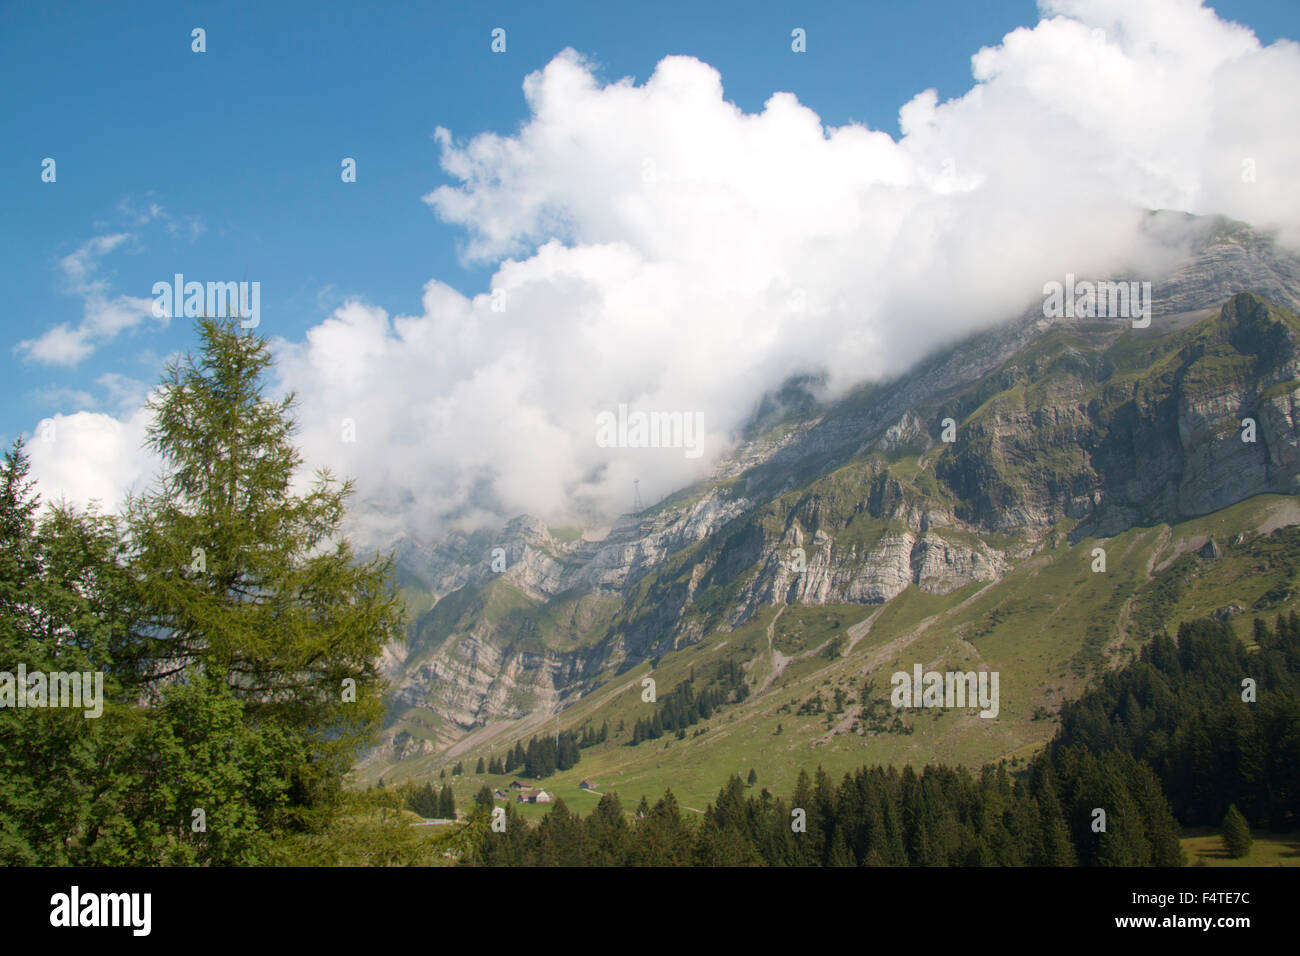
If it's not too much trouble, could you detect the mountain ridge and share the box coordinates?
[360,214,1300,792]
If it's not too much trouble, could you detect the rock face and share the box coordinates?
[373,217,1300,756]
[1152,214,1300,315]
[933,292,1300,541]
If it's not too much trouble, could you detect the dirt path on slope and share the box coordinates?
[844,606,884,656]
[754,606,789,696]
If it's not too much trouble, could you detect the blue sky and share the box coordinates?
[3,0,1051,433]
[3,0,1298,536]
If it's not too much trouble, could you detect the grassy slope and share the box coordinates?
[362,494,1300,820]
[1182,829,1300,867]
[362,298,1300,814]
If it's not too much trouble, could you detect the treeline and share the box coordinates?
[462,750,1180,866]
[578,722,609,749]
[406,782,456,819]
[488,730,582,779]
[628,660,748,746]
[478,723,609,779]
[1054,613,1300,829]
[461,609,1300,865]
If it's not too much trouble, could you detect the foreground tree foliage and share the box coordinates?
[273,782,471,866]
[0,319,406,865]
[0,440,138,864]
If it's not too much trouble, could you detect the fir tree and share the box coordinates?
[826,827,854,867]
[407,782,439,818]
[584,792,630,866]
[1222,804,1252,858]
[535,798,584,866]
[1028,760,1076,866]
[634,789,692,865]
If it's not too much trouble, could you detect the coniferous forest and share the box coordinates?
[628,661,748,746]
[455,613,1300,866]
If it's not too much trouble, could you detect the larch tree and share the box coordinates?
[123,318,405,848]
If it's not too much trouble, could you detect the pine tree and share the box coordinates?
[535,798,584,866]
[1028,760,1075,866]
[826,827,854,867]
[634,789,692,865]
[1222,803,1252,858]
[476,757,485,774]
[791,769,821,866]
[747,768,758,787]
[439,785,456,819]
[762,797,800,867]
[0,440,45,864]
[584,792,630,866]
[1122,754,1185,866]
[1092,757,1151,866]
[407,782,438,817]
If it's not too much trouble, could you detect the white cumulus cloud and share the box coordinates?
[25,407,158,513]
[25,0,1300,544]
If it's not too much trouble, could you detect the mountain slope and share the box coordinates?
[358,218,1300,804]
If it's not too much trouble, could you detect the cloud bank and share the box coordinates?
[26,0,1300,544]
